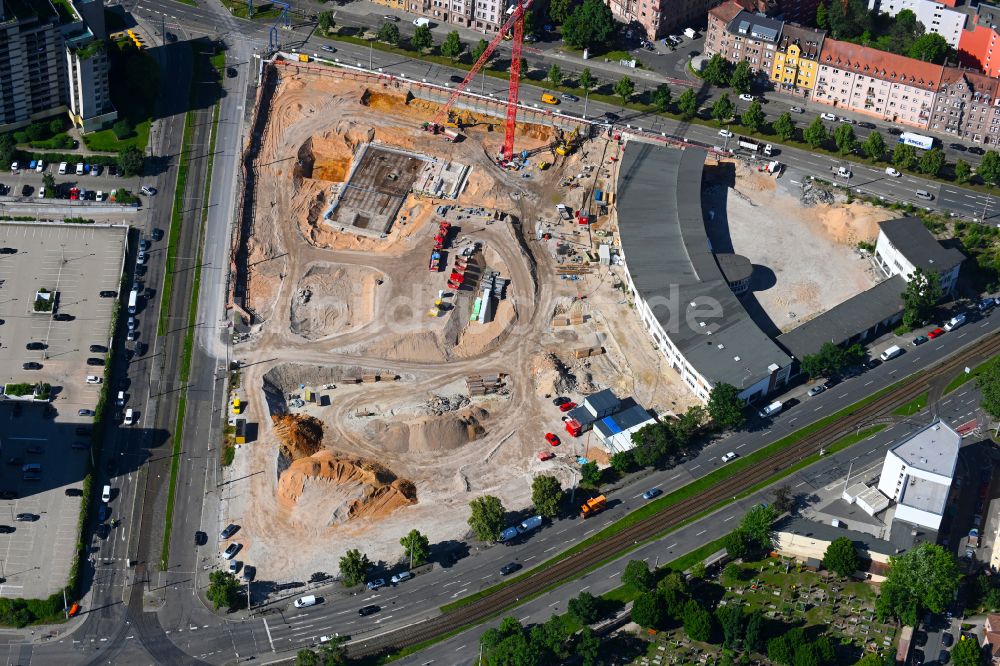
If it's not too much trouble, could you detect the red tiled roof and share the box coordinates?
[939,66,1000,97]
[819,38,945,91]
[709,0,746,23]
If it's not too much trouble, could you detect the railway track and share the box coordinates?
[347,332,1000,658]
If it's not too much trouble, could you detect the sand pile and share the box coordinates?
[452,300,518,358]
[290,264,382,339]
[272,413,325,461]
[531,352,577,396]
[814,204,893,245]
[277,451,417,524]
[364,406,488,454]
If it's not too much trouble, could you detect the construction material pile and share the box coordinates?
[272,413,324,461]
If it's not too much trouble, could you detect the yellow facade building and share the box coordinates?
[770,24,825,97]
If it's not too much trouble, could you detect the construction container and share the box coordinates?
[234,419,247,444]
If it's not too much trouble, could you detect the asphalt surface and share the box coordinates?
[9,2,997,664]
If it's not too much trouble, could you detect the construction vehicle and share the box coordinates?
[425,0,533,162]
[555,128,580,156]
[580,495,606,518]
[564,419,582,437]
[429,251,441,271]
[556,204,572,221]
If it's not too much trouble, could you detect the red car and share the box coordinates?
[559,401,577,413]
[545,433,560,446]
[537,451,555,461]
[928,328,945,339]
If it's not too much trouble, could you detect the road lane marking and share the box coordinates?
[696,530,706,536]
[263,618,275,652]
[723,515,735,522]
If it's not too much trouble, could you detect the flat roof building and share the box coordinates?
[874,217,965,295]
[594,404,657,455]
[616,143,792,404]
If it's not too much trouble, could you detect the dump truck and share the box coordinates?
[737,136,763,153]
[565,419,582,437]
[580,495,606,518]
[429,251,441,272]
[556,204,572,221]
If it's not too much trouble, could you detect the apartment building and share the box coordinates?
[929,67,1000,145]
[768,22,824,96]
[867,0,967,47]
[958,4,1000,78]
[402,0,503,33]
[609,0,732,42]
[812,39,941,129]
[0,0,114,133]
[704,1,784,75]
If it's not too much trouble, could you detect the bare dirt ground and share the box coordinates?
[221,68,701,582]
[712,161,893,333]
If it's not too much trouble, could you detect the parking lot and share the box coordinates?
[1,163,145,203]
[0,223,127,598]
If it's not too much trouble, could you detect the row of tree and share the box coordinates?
[480,615,602,666]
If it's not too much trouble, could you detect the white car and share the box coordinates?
[136,250,146,265]
[721,452,738,463]
[95,190,104,201]
[885,167,901,177]
[718,129,733,138]
[37,187,44,198]
[140,185,156,196]
[790,106,804,113]
[838,116,855,124]
[35,160,44,172]
[738,94,755,102]
[820,112,836,121]
[321,45,336,53]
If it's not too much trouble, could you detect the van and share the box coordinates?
[128,289,138,314]
[541,93,559,105]
[293,595,317,608]
[916,189,934,201]
[117,391,125,406]
[944,313,967,332]
[124,408,134,425]
[412,17,430,26]
[102,485,111,502]
[58,162,67,175]
[21,463,41,474]
[683,27,698,39]
[757,400,782,419]
[837,166,852,179]
[879,345,903,361]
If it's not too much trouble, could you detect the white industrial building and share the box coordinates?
[867,0,967,47]
[566,389,657,455]
[876,421,961,531]
[873,217,965,295]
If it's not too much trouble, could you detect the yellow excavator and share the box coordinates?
[555,127,581,156]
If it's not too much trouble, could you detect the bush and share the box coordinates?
[4,383,33,397]
[222,445,236,466]
[111,120,133,140]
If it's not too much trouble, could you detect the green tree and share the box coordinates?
[318,10,334,33]
[741,99,765,134]
[951,634,985,666]
[803,116,829,149]
[730,60,754,94]
[901,267,942,328]
[861,130,886,162]
[740,503,778,554]
[549,0,579,23]
[908,33,951,63]
[471,38,489,62]
[468,495,506,542]
[206,570,241,610]
[855,655,887,666]
[567,591,602,624]
[576,627,601,666]
[622,559,654,592]
[112,120,132,140]
[892,142,917,170]
[977,358,1000,419]
[682,599,713,642]
[707,382,745,429]
[609,450,634,474]
[338,548,370,586]
[48,118,63,136]
[377,22,401,45]
[712,93,735,125]
[440,31,463,59]
[823,536,860,577]
[793,643,820,666]
[531,475,562,518]
[631,591,662,628]
[614,76,635,105]
[814,636,835,664]
[399,529,429,567]
[561,0,616,50]
[42,173,54,196]
[724,528,752,559]
[875,543,961,625]
[955,159,972,184]
[677,88,699,120]
[744,609,764,651]
[980,150,1000,186]
[815,1,828,29]
[547,63,562,87]
[24,122,47,142]
[652,83,672,112]
[118,145,144,177]
[834,122,857,155]
[578,67,595,91]
[411,25,433,51]
[826,0,872,39]
[716,602,744,648]
[296,649,320,666]
[772,484,795,514]
[703,53,731,86]
[800,341,861,378]
[580,460,602,485]
[0,134,16,168]
[773,112,796,141]
[919,146,946,176]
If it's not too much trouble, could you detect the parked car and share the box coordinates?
[220,523,239,540]
[15,513,37,522]
[820,112,837,121]
[366,578,386,591]
[390,571,412,584]
[642,488,662,500]
[558,401,576,412]
[65,488,83,497]
[969,146,986,155]
[382,14,400,21]
[789,106,803,113]
[721,452,738,462]
[140,185,156,196]
[552,396,570,406]
[912,335,928,346]
[718,129,733,138]
[78,409,94,417]
[537,450,555,461]
[86,358,105,366]
[928,327,945,339]
[25,342,45,350]
[53,313,74,321]
[807,384,826,397]
[545,433,560,446]
[90,344,107,353]
[858,121,876,129]
[738,94,755,102]
[228,560,242,574]
[243,565,256,581]
[194,531,207,546]
[949,143,967,151]
[0,526,14,534]
[223,542,242,559]
[942,633,954,647]
[22,362,41,370]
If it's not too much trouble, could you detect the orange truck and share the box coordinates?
[580,495,606,518]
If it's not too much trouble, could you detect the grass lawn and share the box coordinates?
[82,119,151,152]
[83,41,158,152]
[943,355,998,395]
[220,0,281,20]
[892,391,928,417]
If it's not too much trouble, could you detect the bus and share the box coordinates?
[898,132,934,150]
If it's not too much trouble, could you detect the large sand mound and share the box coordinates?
[277,451,417,524]
[272,413,324,461]
[364,406,488,454]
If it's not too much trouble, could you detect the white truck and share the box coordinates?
[898,132,934,150]
[836,166,852,179]
[556,204,573,221]
[128,289,138,314]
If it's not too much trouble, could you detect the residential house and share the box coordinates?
[769,22,825,96]
[930,67,1000,146]
[704,2,784,76]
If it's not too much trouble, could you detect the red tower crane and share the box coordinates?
[428,0,532,162]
